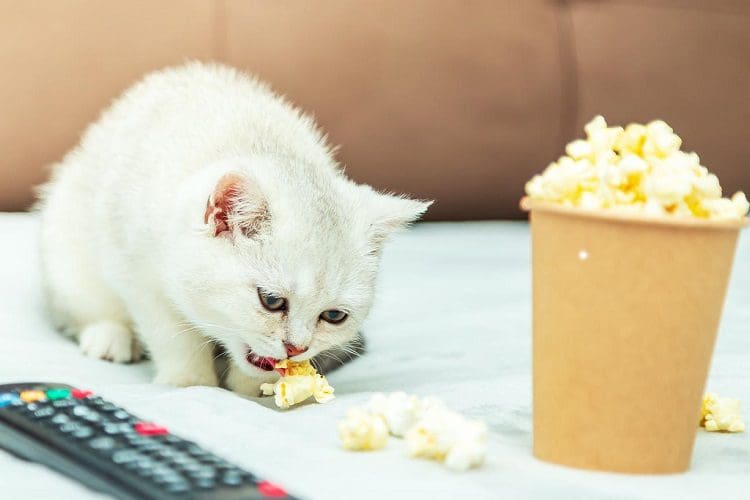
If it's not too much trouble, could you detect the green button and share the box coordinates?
[45,388,71,400]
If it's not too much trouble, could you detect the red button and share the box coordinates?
[72,389,93,399]
[257,481,287,498]
[134,422,169,436]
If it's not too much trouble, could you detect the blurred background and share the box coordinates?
[1,0,748,220]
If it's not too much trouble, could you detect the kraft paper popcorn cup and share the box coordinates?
[522,117,748,473]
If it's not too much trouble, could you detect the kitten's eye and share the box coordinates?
[320,310,348,324]
[257,288,287,312]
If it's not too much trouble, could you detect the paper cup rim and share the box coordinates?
[520,197,750,231]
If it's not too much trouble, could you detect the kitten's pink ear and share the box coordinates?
[204,173,268,238]
[365,188,433,247]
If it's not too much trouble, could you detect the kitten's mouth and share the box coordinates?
[245,349,278,371]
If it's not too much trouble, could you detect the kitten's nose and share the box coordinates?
[284,342,308,358]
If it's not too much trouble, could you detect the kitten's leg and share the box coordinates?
[224,363,276,397]
[79,320,142,363]
[41,231,141,363]
[129,299,218,387]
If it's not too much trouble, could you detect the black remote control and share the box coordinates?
[0,382,297,499]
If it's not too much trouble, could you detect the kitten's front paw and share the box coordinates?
[154,368,218,388]
[79,321,141,363]
[224,365,275,396]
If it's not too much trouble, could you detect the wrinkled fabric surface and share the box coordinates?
[0,213,747,499]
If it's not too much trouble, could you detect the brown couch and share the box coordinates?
[1,1,748,219]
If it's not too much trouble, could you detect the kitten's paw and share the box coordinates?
[154,368,218,388]
[224,364,275,396]
[79,321,140,363]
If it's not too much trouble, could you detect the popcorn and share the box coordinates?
[260,359,334,409]
[338,408,389,451]
[339,392,487,471]
[404,406,487,472]
[524,116,749,221]
[700,393,745,433]
[642,120,682,158]
[365,392,424,437]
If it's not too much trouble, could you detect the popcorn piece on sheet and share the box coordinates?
[340,392,488,471]
[259,359,334,409]
[404,406,488,472]
[524,116,749,221]
[701,393,745,433]
[338,408,389,451]
[365,392,424,437]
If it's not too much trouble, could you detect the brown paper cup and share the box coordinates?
[523,199,747,474]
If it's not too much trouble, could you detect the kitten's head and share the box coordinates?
[168,161,430,378]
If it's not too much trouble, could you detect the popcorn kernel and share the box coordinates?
[338,409,389,451]
[700,392,745,433]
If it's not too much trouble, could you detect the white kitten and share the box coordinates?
[37,62,430,394]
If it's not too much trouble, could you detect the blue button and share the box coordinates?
[0,392,20,408]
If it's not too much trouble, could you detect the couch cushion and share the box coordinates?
[0,1,562,220]
[0,0,215,211]
[224,0,563,220]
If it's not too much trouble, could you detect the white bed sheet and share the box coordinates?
[0,212,748,499]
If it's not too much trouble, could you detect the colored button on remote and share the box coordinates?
[134,422,169,436]
[45,388,71,401]
[72,389,93,399]
[20,390,46,403]
[0,393,20,408]
[257,481,288,498]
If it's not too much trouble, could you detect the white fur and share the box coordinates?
[37,62,430,392]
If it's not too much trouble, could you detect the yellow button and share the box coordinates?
[19,390,46,403]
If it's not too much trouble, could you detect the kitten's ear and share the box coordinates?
[203,172,269,238]
[364,188,433,247]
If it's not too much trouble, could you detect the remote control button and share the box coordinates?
[104,423,133,435]
[125,435,151,445]
[45,388,71,400]
[52,398,77,409]
[199,455,227,465]
[59,422,83,433]
[159,434,183,445]
[82,411,102,423]
[24,403,41,412]
[169,453,194,466]
[51,413,71,425]
[195,477,216,489]
[112,450,142,465]
[112,410,131,420]
[98,402,118,412]
[158,474,187,485]
[20,390,46,403]
[72,405,91,417]
[257,481,288,498]
[71,389,93,399]
[154,448,178,460]
[134,441,162,453]
[88,437,117,450]
[33,406,56,419]
[72,426,94,439]
[134,422,169,436]
[189,467,217,480]
[0,393,21,408]
[177,461,205,474]
[135,458,156,476]
[165,481,190,493]
[152,465,177,478]
[222,470,243,486]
